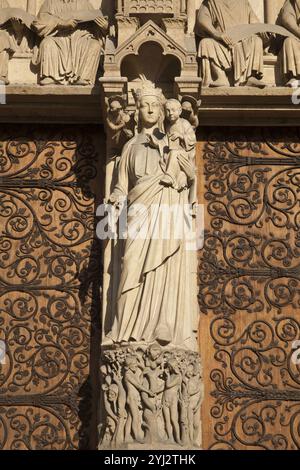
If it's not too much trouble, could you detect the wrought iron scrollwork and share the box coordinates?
[0,126,103,449]
[199,129,300,450]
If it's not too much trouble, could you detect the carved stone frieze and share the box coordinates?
[99,344,203,449]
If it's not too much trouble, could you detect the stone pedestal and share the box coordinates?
[9,54,36,85]
[99,343,203,450]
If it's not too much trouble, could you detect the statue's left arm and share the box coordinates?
[279,2,300,39]
[196,2,234,47]
[196,3,221,40]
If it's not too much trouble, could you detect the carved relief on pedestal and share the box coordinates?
[32,0,108,85]
[100,344,202,449]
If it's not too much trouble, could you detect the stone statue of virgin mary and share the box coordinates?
[106,79,199,352]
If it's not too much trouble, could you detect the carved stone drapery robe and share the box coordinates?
[278,0,300,79]
[197,0,264,86]
[33,0,104,84]
[107,131,199,352]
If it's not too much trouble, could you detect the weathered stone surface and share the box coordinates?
[1,1,298,87]
[32,0,108,85]
[100,343,203,449]
[100,77,202,449]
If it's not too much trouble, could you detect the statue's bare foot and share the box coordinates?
[75,79,91,86]
[102,335,114,346]
[245,77,267,88]
[155,325,172,345]
[210,79,229,87]
[286,77,300,87]
[40,77,59,86]
[160,174,175,187]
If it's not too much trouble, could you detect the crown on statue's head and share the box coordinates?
[133,75,165,105]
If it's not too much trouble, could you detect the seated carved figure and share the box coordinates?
[0,0,34,84]
[196,0,266,87]
[33,0,108,85]
[278,0,300,86]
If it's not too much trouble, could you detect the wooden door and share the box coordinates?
[198,127,300,450]
[0,125,104,450]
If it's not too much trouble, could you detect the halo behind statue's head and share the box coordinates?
[133,75,165,107]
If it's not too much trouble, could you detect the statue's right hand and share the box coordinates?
[59,19,78,30]
[94,16,109,31]
[107,193,118,205]
[220,33,234,48]
[107,192,124,207]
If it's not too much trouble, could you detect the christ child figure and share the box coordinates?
[161,99,196,191]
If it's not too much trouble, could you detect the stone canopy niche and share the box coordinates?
[101,0,201,103]
[120,41,181,85]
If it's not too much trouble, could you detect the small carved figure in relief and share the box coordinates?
[163,358,182,445]
[100,346,202,448]
[160,99,196,192]
[33,0,108,85]
[182,362,202,445]
[278,0,300,86]
[105,96,134,151]
[102,382,119,443]
[141,344,165,443]
[123,354,155,443]
[196,0,267,87]
[180,96,200,130]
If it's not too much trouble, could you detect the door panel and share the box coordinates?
[198,128,300,450]
[0,125,104,449]
[2,124,300,450]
